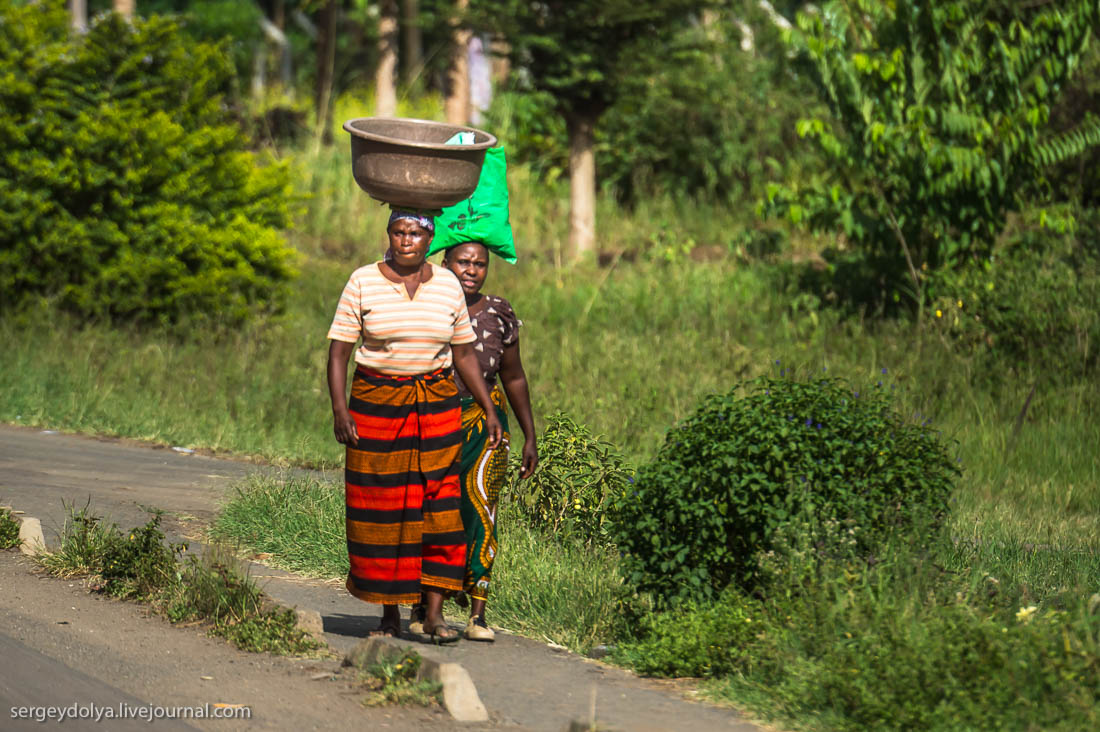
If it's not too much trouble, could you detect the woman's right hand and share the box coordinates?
[333,408,359,446]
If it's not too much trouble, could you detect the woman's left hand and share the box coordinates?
[519,439,538,479]
[485,412,503,449]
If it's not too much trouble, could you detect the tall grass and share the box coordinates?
[210,473,623,653]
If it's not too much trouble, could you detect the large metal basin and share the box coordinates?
[343,117,498,210]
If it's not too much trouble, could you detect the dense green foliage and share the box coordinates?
[503,413,632,546]
[612,373,959,604]
[738,526,1100,730]
[487,5,813,205]
[612,590,760,678]
[0,6,296,325]
[468,0,706,123]
[927,215,1100,377]
[765,0,1100,309]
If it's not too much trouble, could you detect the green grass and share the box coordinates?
[211,473,624,653]
[36,505,322,656]
[0,507,20,549]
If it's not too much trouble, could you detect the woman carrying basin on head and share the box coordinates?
[326,210,502,644]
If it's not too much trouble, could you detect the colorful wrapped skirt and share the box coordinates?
[344,367,467,605]
[458,385,510,601]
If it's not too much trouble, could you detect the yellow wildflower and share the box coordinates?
[935,309,943,318]
[1016,605,1038,623]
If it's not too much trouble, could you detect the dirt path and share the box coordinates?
[0,424,765,731]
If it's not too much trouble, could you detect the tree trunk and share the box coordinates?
[315,0,338,145]
[401,0,422,85]
[567,113,597,257]
[112,0,135,20]
[376,0,398,117]
[70,0,87,32]
[444,0,470,125]
[489,36,510,84]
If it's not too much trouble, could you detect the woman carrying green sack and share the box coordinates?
[410,147,536,642]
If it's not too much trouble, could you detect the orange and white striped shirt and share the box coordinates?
[327,262,476,375]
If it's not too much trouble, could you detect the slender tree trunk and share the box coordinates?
[70,0,87,32]
[376,0,398,117]
[112,0,135,20]
[489,36,510,84]
[315,0,338,145]
[567,113,597,257]
[402,0,422,85]
[445,0,470,126]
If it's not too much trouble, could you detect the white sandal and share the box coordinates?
[464,616,495,642]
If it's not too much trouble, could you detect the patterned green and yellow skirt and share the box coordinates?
[458,385,510,601]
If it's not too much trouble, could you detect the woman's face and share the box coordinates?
[445,243,490,296]
[387,219,432,268]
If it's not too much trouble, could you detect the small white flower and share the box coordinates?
[1015,605,1038,623]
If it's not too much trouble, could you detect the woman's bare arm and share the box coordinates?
[499,340,538,478]
[327,340,359,446]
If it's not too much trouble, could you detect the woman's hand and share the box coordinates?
[333,407,359,447]
[327,340,359,446]
[485,412,503,450]
[519,438,538,479]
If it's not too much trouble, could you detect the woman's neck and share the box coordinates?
[388,260,425,278]
[465,292,484,307]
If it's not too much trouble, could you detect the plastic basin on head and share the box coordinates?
[342,117,498,210]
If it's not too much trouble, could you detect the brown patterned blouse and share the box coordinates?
[453,294,522,398]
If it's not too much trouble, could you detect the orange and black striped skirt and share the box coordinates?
[344,366,466,605]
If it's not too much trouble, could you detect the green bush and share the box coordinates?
[0,6,296,325]
[733,538,1100,731]
[611,373,960,604]
[612,590,761,678]
[927,212,1100,378]
[503,413,633,546]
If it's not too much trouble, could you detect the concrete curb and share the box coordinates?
[293,608,326,643]
[344,637,489,722]
[17,515,46,557]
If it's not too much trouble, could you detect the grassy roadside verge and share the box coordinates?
[210,473,624,654]
[36,505,322,656]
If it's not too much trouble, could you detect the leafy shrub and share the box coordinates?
[0,507,20,550]
[0,6,296,325]
[736,543,1100,732]
[36,507,183,599]
[612,590,761,678]
[611,373,960,604]
[503,413,633,546]
[927,213,1100,377]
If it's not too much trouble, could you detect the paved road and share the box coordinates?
[0,632,196,732]
[0,424,765,732]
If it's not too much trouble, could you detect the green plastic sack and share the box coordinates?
[429,146,517,264]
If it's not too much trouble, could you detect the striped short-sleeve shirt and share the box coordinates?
[328,262,477,375]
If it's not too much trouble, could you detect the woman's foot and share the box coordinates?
[464,615,495,642]
[368,623,400,638]
[369,604,402,638]
[408,602,426,635]
[420,590,459,644]
[423,619,460,645]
